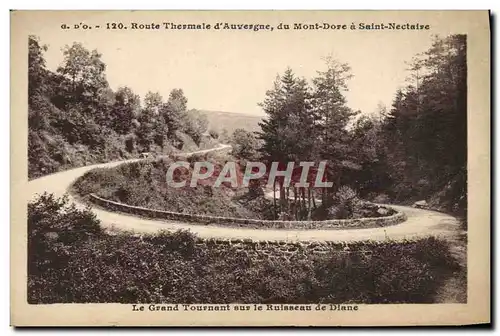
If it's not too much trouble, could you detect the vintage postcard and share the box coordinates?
[10,10,490,326]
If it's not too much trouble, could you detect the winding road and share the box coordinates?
[28,144,462,242]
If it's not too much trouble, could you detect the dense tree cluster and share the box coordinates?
[255,59,360,219]
[253,35,467,218]
[28,36,210,179]
[230,128,261,161]
[354,34,467,216]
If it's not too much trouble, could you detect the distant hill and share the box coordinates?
[198,110,264,135]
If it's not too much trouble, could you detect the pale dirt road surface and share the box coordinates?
[28,145,462,242]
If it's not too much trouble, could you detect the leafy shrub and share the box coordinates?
[187,153,207,164]
[143,230,197,258]
[230,128,260,161]
[328,186,359,219]
[28,192,102,245]
[28,193,103,303]
[337,185,358,201]
[208,129,219,139]
[325,187,394,219]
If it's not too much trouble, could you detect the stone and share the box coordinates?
[413,200,428,209]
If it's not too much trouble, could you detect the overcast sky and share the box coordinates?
[37,17,440,117]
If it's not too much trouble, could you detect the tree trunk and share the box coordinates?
[279,180,285,217]
[301,188,306,213]
[293,187,298,220]
[273,179,277,219]
[285,187,290,213]
[307,188,312,209]
[307,188,312,219]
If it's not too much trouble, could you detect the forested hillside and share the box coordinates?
[28,36,215,179]
[199,110,263,135]
[357,34,467,216]
[244,35,467,218]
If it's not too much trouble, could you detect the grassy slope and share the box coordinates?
[72,152,274,219]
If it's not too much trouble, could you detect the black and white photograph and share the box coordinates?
[11,10,490,326]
